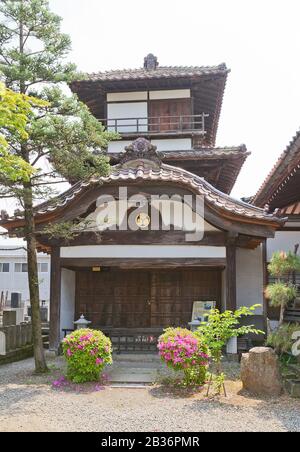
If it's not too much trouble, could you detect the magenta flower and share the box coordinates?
[96,358,103,365]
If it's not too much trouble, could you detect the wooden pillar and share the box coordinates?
[49,247,61,352]
[262,239,268,333]
[226,240,237,311]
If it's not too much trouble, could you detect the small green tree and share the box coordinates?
[266,251,300,326]
[196,305,263,394]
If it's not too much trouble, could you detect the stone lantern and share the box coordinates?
[74,314,91,330]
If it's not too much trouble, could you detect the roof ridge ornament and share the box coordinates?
[144,54,159,70]
[120,138,163,169]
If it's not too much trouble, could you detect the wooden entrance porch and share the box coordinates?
[73,266,222,353]
[75,268,222,330]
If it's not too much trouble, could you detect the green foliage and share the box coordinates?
[212,372,225,394]
[196,305,263,395]
[267,323,300,357]
[62,329,112,384]
[265,283,297,308]
[268,251,300,279]
[0,0,78,89]
[266,251,300,325]
[0,81,45,181]
[196,305,263,363]
[40,221,80,242]
[158,327,209,386]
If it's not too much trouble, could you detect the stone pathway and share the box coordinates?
[106,354,172,385]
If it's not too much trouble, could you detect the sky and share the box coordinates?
[2,0,300,215]
[49,0,300,198]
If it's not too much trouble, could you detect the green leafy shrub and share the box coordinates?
[265,283,297,308]
[267,323,300,357]
[266,251,300,325]
[62,329,112,383]
[196,305,263,394]
[268,251,300,278]
[158,327,209,385]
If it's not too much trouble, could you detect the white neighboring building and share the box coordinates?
[0,237,50,315]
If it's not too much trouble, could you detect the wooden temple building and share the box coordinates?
[0,55,287,352]
[253,130,300,323]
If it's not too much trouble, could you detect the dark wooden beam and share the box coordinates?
[49,247,61,352]
[37,230,227,247]
[60,257,226,269]
[226,236,237,311]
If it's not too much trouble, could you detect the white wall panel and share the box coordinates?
[61,245,226,259]
[60,269,75,339]
[236,247,264,313]
[107,92,147,102]
[107,102,148,133]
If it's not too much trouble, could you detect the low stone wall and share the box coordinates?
[0,323,32,357]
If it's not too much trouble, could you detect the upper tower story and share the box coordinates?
[70,55,248,195]
[70,54,229,152]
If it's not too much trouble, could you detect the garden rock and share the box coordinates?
[241,347,282,396]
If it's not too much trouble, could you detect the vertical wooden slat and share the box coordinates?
[226,243,237,311]
[49,247,61,351]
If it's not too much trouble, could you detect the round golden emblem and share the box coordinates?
[135,213,151,229]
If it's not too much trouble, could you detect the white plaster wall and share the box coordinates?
[107,138,192,153]
[149,89,191,100]
[107,140,132,153]
[107,92,147,102]
[82,199,219,234]
[236,247,264,314]
[60,245,226,259]
[106,89,190,102]
[267,231,300,261]
[107,102,148,133]
[60,269,76,339]
[152,138,192,151]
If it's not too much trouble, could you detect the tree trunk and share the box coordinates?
[24,185,48,373]
[17,8,47,373]
[279,304,285,327]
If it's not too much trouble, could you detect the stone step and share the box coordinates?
[106,363,161,384]
[113,353,160,364]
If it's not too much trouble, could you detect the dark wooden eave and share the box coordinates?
[253,129,300,210]
[109,146,249,195]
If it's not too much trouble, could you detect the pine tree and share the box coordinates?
[0,0,116,372]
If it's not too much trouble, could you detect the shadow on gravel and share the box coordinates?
[0,386,45,412]
[188,394,300,432]
[149,384,206,399]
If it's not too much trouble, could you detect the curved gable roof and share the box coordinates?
[0,162,285,236]
[253,129,300,208]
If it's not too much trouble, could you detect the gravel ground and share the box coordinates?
[0,357,300,432]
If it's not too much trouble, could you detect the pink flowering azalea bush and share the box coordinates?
[62,329,112,383]
[158,327,209,385]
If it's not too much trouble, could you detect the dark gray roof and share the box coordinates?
[85,63,229,82]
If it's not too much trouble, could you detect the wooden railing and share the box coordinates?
[100,113,208,135]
